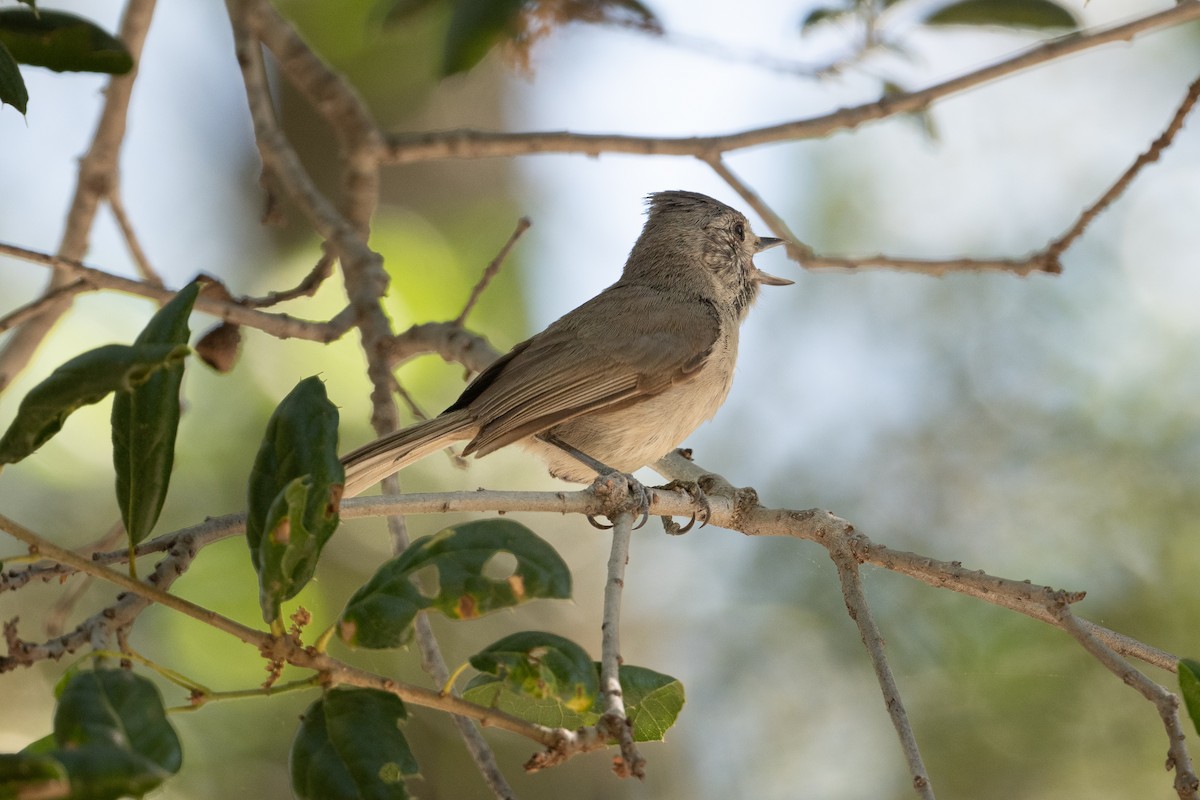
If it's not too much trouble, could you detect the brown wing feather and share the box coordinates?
[459,284,721,456]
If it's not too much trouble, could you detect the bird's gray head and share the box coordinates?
[623,190,791,318]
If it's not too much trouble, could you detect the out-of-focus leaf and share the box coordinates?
[55,670,182,774]
[0,670,186,799]
[440,0,524,76]
[112,283,199,546]
[291,687,418,800]
[0,9,133,73]
[0,40,27,114]
[800,4,852,32]
[337,519,570,649]
[0,343,188,465]
[468,631,598,713]
[463,662,684,741]
[246,376,343,623]
[0,752,68,797]
[1179,659,1200,736]
[926,0,1077,30]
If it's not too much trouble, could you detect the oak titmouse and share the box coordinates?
[342,190,791,496]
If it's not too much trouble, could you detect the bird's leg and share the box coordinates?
[537,433,650,530]
[655,479,712,535]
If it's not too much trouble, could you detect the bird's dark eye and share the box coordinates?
[733,221,746,241]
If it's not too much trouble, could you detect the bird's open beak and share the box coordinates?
[752,237,794,286]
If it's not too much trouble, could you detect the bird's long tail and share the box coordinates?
[341,409,475,497]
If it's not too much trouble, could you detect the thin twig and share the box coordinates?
[43,521,127,638]
[1045,73,1200,262]
[0,0,159,393]
[455,217,531,326]
[382,3,1200,166]
[1050,597,1199,800]
[599,510,643,779]
[0,278,92,333]
[242,250,336,308]
[701,155,813,262]
[107,188,164,287]
[829,541,933,799]
[0,242,344,342]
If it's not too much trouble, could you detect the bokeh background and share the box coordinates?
[3,0,1200,797]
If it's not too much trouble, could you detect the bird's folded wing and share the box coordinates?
[461,285,721,456]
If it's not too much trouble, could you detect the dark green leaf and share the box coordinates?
[0,343,189,465]
[246,376,343,623]
[55,670,182,775]
[926,0,1077,30]
[291,687,417,800]
[468,631,597,713]
[0,752,69,797]
[0,40,27,114]
[112,283,200,546]
[0,9,133,73]
[52,746,172,800]
[440,0,524,76]
[0,753,68,796]
[17,733,56,755]
[338,519,570,649]
[463,662,684,741]
[1179,659,1200,736]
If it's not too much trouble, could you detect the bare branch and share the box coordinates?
[0,278,91,333]
[599,510,644,779]
[1045,73,1200,261]
[1050,597,1199,799]
[382,4,1200,166]
[107,188,164,287]
[0,242,345,342]
[455,217,531,326]
[828,540,933,799]
[0,0,159,392]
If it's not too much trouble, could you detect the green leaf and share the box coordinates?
[468,631,598,713]
[0,752,69,797]
[291,687,418,800]
[338,519,571,649]
[376,0,441,25]
[610,665,685,741]
[112,283,200,546]
[0,343,189,465]
[440,0,524,76]
[0,9,133,73]
[246,376,343,623]
[1179,659,1200,737]
[463,662,684,741]
[0,40,27,114]
[54,670,182,774]
[926,0,1077,30]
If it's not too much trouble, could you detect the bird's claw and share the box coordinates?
[590,471,650,530]
[656,480,712,535]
